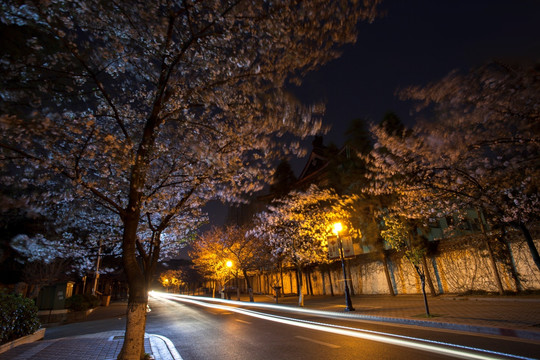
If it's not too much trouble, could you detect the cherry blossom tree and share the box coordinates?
[158,269,185,293]
[191,225,270,301]
[367,62,540,274]
[190,229,232,298]
[252,185,358,306]
[7,195,124,296]
[0,1,380,357]
[222,225,271,301]
[381,215,432,315]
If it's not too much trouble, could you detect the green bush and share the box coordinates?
[0,291,41,345]
[65,294,100,311]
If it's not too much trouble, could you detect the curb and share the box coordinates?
[333,312,540,342]
[278,304,540,342]
[148,334,183,360]
[0,328,46,355]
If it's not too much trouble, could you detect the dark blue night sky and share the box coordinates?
[293,0,540,146]
[208,0,540,226]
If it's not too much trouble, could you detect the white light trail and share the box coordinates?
[150,292,534,360]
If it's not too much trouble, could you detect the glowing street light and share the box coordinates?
[223,260,234,300]
[333,222,355,312]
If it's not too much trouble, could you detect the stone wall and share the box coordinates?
[251,238,540,296]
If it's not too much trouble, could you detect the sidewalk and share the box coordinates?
[1,293,539,359]
[232,292,540,341]
[0,301,182,360]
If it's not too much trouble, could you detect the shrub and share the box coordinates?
[65,294,100,311]
[0,291,41,345]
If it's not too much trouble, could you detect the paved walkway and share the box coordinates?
[0,301,182,360]
[1,293,539,359]
[238,293,540,340]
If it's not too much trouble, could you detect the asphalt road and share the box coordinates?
[144,294,540,360]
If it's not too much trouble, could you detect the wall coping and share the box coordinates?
[0,328,46,355]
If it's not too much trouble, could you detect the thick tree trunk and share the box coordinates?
[477,218,505,295]
[118,215,147,360]
[501,237,522,292]
[119,290,148,360]
[484,237,505,295]
[382,252,395,296]
[421,256,437,296]
[476,209,504,294]
[519,222,540,272]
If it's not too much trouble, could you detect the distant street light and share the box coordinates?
[333,222,355,312]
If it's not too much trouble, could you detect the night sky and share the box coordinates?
[294,0,540,144]
[207,0,540,226]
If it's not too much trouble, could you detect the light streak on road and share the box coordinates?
[150,291,534,360]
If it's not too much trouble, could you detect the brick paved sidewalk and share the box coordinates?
[0,331,150,360]
[229,293,540,340]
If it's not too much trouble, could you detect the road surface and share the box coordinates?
[145,293,540,360]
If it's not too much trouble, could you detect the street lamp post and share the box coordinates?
[333,222,355,311]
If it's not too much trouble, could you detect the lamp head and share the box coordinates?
[226,260,233,268]
[333,222,343,235]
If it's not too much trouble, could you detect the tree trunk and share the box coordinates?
[421,256,437,297]
[518,222,540,272]
[477,217,505,295]
[118,215,148,360]
[243,269,254,302]
[288,271,292,294]
[236,272,240,300]
[321,268,326,295]
[502,238,522,293]
[382,252,395,296]
[296,266,304,307]
[27,284,42,300]
[327,268,334,296]
[420,275,430,317]
[280,264,285,294]
[118,289,148,360]
[484,237,505,295]
[306,269,314,296]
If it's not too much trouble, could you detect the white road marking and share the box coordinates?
[151,292,535,360]
[235,319,252,324]
[295,335,341,349]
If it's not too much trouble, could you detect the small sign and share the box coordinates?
[328,235,355,259]
[328,236,340,259]
[341,236,355,258]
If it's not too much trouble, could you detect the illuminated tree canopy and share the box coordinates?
[367,62,540,271]
[0,1,380,357]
